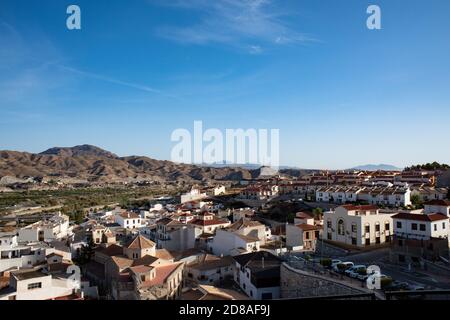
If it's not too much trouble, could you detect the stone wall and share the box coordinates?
[280,263,368,299]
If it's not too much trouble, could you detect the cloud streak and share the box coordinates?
[150,0,315,53]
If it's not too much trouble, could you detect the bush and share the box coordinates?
[320,258,332,267]
[381,277,393,289]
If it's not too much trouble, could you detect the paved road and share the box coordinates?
[335,249,450,290]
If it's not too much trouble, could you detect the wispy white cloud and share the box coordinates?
[150,0,316,53]
[57,65,176,98]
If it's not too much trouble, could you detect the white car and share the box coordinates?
[345,265,366,277]
[333,262,354,273]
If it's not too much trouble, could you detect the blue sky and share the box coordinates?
[1,0,450,169]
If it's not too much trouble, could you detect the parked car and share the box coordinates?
[384,281,410,291]
[345,265,366,277]
[330,260,343,269]
[408,284,425,291]
[333,262,354,273]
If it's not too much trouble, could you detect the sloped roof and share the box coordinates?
[126,235,156,250]
[227,219,263,232]
[392,212,448,222]
[139,262,183,288]
[425,200,450,207]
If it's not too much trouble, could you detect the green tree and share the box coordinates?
[312,207,323,220]
[411,194,423,208]
[78,238,95,265]
[286,212,295,223]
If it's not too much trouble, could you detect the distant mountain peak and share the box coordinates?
[40,144,118,159]
[350,164,403,171]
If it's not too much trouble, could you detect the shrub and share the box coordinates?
[381,277,393,289]
[320,258,332,267]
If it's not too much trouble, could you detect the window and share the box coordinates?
[327,220,332,228]
[419,224,426,232]
[351,224,357,233]
[27,282,42,290]
[375,237,380,244]
[385,222,390,231]
[365,225,370,233]
[327,232,332,240]
[443,222,446,229]
[351,237,357,245]
[397,221,402,229]
[337,220,345,236]
[365,239,370,245]
[305,232,310,240]
[412,223,417,231]
[434,224,437,231]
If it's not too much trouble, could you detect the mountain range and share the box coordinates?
[0,145,284,185]
[349,164,403,171]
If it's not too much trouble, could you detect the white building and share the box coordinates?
[232,251,282,300]
[18,213,72,243]
[152,218,200,251]
[184,255,234,286]
[209,228,260,256]
[0,268,78,300]
[115,212,142,230]
[392,212,449,241]
[315,186,362,204]
[411,187,448,202]
[0,235,50,272]
[423,200,450,217]
[188,212,230,234]
[323,205,395,247]
[181,186,208,204]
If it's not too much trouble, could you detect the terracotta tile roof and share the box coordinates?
[296,211,314,219]
[95,244,123,257]
[155,249,175,261]
[188,256,234,271]
[392,213,448,222]
[110,256,134,269]
[119,212,140,219]
[341,204,379,211]
[129,265,152,274]
[227,219,263,231]
[189,218,229,227]
[425,200,450,206]
[139,262,183,288]
[131,255,159,267]
[126,235,156,249]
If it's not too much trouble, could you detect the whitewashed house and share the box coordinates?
[18,213,72,243]
[323,205,395,247]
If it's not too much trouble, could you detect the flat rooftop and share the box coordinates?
[12,269,48,281]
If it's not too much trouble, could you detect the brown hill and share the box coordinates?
[0,145,256,184]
